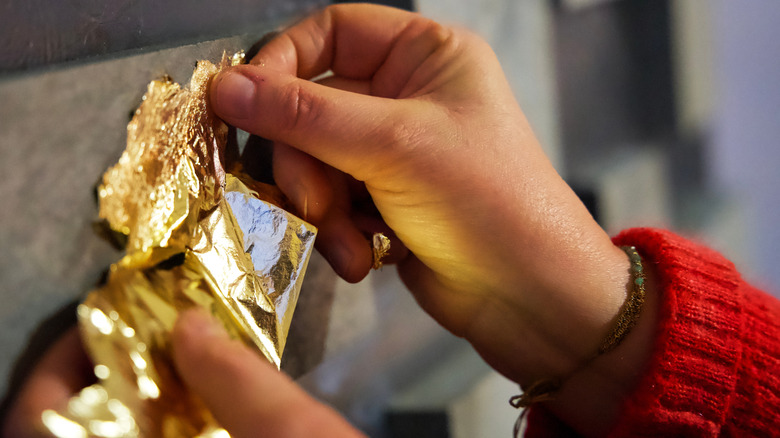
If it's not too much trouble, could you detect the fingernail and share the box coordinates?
[178,308,227,340]
[213,71,256,121]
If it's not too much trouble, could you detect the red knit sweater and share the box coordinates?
[525,228,780,437]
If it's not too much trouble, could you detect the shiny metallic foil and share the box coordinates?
[371,233,390,270]
[45,54,316,437]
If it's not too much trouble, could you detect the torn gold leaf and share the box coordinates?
[46,53,316,438]
[372,233,391,270]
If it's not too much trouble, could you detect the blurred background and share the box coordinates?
[1,0,778,436]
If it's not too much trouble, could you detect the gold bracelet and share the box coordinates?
[599,246,647,354]
[509,246,647,410]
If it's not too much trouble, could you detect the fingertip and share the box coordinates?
[325,242,366,284]
[171,309,230,374]
[316,213,373,283]
[171,310,279,412]
[173,309,227,342]
[210,68,258,123]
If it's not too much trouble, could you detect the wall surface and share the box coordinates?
[0,0,324,72]
[418,0,561,169]
[710,0,780,293]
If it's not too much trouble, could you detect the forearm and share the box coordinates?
[541,262,660,437]
[465,240,658,436]
[522,228,780,436]
[457,184,660,436]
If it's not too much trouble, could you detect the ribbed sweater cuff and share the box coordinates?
[608,228,744,436]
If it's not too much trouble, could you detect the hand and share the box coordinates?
[210,4,659,435]
[211,2,634,384]
[2,328,94,438]
[3,7,653,437]
[172,310,365,438]
[2,312,365,438]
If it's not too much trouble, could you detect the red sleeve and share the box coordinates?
[525,228,780,437]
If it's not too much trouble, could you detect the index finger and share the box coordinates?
[172,309,365,438]
[252,4,450,97]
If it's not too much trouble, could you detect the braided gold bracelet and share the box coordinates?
[509,246,647,411]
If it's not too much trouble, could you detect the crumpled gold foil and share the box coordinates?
[371,233,391,270]
[44,53,316,437]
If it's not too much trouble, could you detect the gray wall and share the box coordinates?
[0,0,324,73]
[710,0,780,291]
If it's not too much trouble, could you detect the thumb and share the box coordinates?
[210,65,426,180]
[172,309,364,438]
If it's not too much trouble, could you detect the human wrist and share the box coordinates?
[509,246,649,409]
[460,228,633,386]
[541,260,659,436]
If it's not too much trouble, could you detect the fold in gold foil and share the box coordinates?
[45,54,316,437]
[371,233,391,270]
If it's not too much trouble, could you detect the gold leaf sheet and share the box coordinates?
[45,54,316,437]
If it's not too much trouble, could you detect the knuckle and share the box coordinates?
[278,81,326,136]
[460,29,495,59]
[386,117,423,150]
[369,115,432,176]
[380,110,462,179]
[419,19,453,46]
[383,109,450,157]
